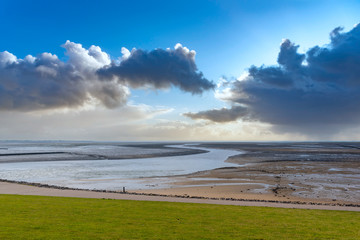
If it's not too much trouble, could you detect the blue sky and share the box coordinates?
[2,0,359,74]
[1,0,360,141]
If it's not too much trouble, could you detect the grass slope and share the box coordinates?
[0,194,359,239]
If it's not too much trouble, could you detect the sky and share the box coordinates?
[1,0,360,141]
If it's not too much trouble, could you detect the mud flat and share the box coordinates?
[0,141,207,163]
[135,142,360,206]
[0,141,359,209]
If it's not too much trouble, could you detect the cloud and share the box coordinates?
[184,106,248,123]
[185,23,360,136]
[0,41,213,111]
[0,41,127,111]
[97,43,215,94]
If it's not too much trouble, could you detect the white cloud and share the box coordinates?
[62,40,111,72]
[121,47,131,60]
[0,51,17,66]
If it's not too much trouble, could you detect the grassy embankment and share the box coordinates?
[0,194,359,239]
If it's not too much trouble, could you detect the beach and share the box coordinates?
[0,141,359,211]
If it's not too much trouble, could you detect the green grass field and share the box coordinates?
[0,194,359,239]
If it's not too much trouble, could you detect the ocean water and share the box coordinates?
[0,144,240,190]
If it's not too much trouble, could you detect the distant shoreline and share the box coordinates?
[0,143,208,164]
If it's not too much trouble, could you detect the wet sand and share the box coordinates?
[135,142,360,207]
[0,141,207,163]
[0,181,359,211]
[0,141,359,211]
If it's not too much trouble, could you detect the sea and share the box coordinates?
[0,141,240,190]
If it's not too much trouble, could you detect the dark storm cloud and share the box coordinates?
[186,23,360,135]
[184,106,248,123]
[0,42,213,111]
[97,44,215,94]
[277,39,305,71]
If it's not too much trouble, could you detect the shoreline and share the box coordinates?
[0,144,208,164]
[1,142,359,211]
[1,179,360,211]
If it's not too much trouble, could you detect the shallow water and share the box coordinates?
[0,144,240,190]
